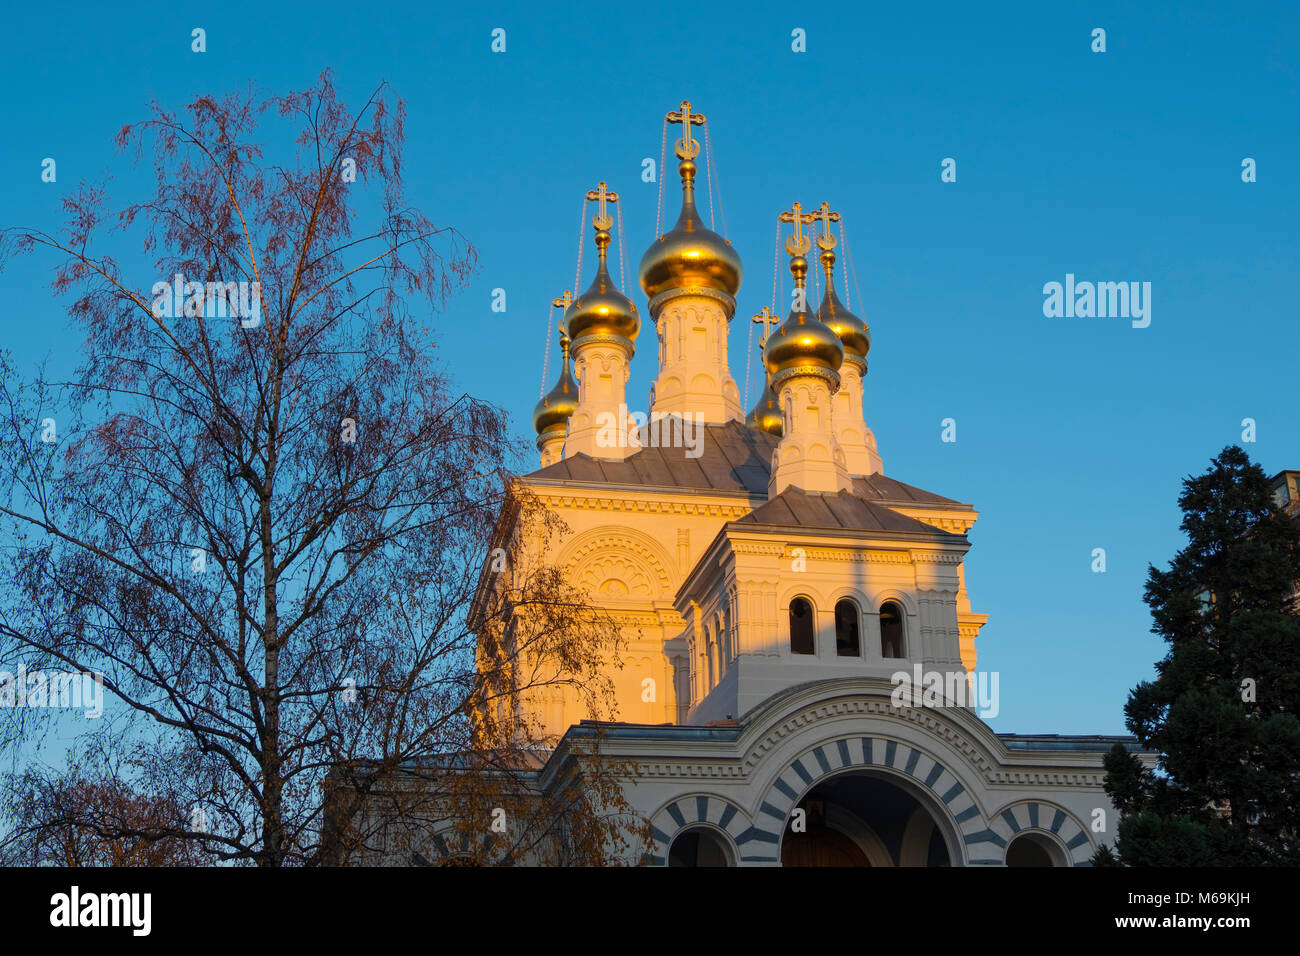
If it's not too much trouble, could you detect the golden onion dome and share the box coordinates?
[532,335,579,437]
[763,255,843,381]
[563,229,639,345]
[638,159,742,303]
[746,372,783,436]
[817,248,870,364]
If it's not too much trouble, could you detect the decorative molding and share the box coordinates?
[648,285,737,320]
[739,697,1105,790]
[604,697,1112,790]
[580,555,654,598]
[912,552,964,565]
[560,527,677,598]
[772,364,840,393]
[987,770,1107,787]
[606,611,663,627]
[570,331,634,354]
[892,508,977,535]
[534,493,753,519]
[732,541,787,556]
[632,763,748,778]
[802,548,912,564]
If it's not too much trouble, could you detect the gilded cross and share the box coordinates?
[552,290,572,331]
[752,306,777,348]
[585,182,619,232]
[667,100,706,160]
[779,201,816,257]
[814,201,841,251]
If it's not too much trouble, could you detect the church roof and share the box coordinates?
[736,488,960,537]
[527,419,774,492]
[850,472,962,507]
[525,420,966,506]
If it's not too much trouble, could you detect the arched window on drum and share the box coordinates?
[789,598,815,655]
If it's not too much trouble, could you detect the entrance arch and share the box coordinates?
[745,734,988,866]
[779,769,953,867]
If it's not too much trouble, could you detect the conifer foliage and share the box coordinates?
[1102,446,1300,865]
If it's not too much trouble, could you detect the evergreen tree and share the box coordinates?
[1104,446,1300,865]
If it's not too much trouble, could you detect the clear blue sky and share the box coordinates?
[1,0,1296,736]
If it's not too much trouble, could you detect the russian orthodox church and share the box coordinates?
[483,102,1139,867]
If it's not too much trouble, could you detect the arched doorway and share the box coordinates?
[780,771,953,867]
[1005,832,1067,867]
[668,826,735,867]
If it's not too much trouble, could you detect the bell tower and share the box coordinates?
[563,182,640,460]
[764,202,853,497]
[639,101,744,425]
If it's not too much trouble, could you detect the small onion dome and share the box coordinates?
[763,255,843,381]
[563,231,639,346]
[638,159,742,302]
[817,248,870,366]
[746,374,783,436]
[532,335,579,438]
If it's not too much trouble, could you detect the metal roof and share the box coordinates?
[526,420,964,506]
[736,488,960,537]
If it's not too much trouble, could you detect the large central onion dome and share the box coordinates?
[639,158,742,303]
[564,228,639,346]
[816,246,870,366]
[532,334,579,440]
[763,253,843,384]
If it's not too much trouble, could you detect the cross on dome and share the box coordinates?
[586,182,619,233]
[666,100,706,161]
[814,201,841,251]
[779,201,816,257]
[752,306,777,348]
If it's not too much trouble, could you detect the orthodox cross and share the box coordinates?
[752,306,777,348]
[586,182,619,232]
[779,201,817,257]
[552,290,572,332]
[667,100,706,160]
[814,201,841,251]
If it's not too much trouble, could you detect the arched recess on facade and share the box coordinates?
[783,594,817,656]
[711,611,726,677]
[867,588,918,661]
[645,794,752,867]
[734,711,1009,866]
[757,744,971,867]
[722,678,1029,865]
[827,594,863,658]
[867,587,919,620]
[986,799,1095,867]
[559,526,678,603]
[420,826,511,867]
[667,824,735,867]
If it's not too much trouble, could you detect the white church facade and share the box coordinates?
[472,101,1140,867]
